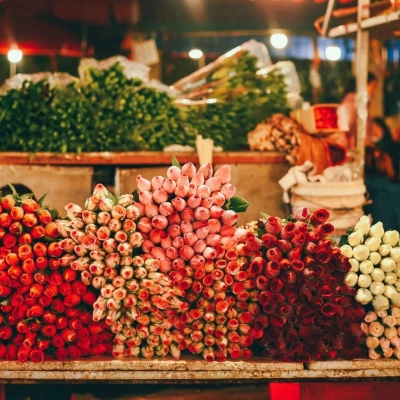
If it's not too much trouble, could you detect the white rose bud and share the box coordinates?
[380,257,396,273]
[385,327,398,340]
[395,280,400,292]
[391,293,400,307]
[340,245,353,258]
[379,244,392,257]
[369,252,382,265]
[390,247,400,263]
[383,230,400,246]
[355,288,373,305]
[355,215,371,236]
[370,281,385,296]
[366,336,380,349]
[384,272,397,285]
[352,245,370,261]
[371,268,385,282]
[348,231,364,247]
[360,260,374,275]
[395,264,400,278]
[344,272,359,287]
[358,274,372,288]
[384,285,398,299]
[364,237,381,252]
[349,258,360,272]
[370,222,385,238]
[372,294,390,310]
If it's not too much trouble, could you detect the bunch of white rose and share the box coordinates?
[341,216,400,311]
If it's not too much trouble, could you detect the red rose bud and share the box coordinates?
[31,226,46,240]
[303,256,316,268]
[22,213,38,228]
[79,311,92,325]
[261,233,277,249]
[61,328,76,343]
[281,271,297,284]
[259,291,273,306]
[68,345,81,359]
[0,343,6,359]
[277,239,292,253]
[8,265,23,280]
[59,282,72,296]
[29,347,45,363]
[0,284,12,298]
[65,308,82,319]
[23,332,37,348]
[68,318,82,331]
[6,252,19,266]
[63,293,81,308]
[321,303,336,317]
[291,233,306,248]
[20,273,34,286]
[88,322,103,335]
[72,281,87,296]
[265,216,282,235]
[34,257,48,271]
[316,249,331,264]
[38,209,52,225]
[44,284,59,298]
[21,258,36,274]
[265,260,280,279]
[51,298,66,314]
[281,223,296,240]
[27,304,44,318]
[18,232,32,244]
[9,221,23,235]
[270,314,286,328]
[304,242,318,255]
[48,243,63,258]
[38,296,52,308]
[270,278,284,293]
[16,320,29,334]
[0,213,12,228]
[290,259,304,273]
[54,347,68,361]
[0,325,12,340]
[294,207,311,222]
[21,199,40,213]
[296,351,311,363]
[45,222,60,239]
[29,283,44,298]
[52,334,65,348]
[310,208,330,226]
[267,247,282,261]
[37,338,51,351]
[256,276,269,291]
[6,343,17,361]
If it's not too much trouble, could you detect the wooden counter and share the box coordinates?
[0,357,399,384]
[0,151,286,166]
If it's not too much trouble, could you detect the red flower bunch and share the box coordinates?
[252,208,367,361]
[0,188,112,362]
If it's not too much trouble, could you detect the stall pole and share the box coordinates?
[355,0,370,170]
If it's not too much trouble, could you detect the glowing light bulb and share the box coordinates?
[325,45,341,61]
[270,34,288,50]
[8,49,23,63]
[189,49,203,59]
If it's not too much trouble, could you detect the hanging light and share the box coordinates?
[189,49,204,59]
[270,33,288,50]
[7,49,23,63]
[325,45,341,61]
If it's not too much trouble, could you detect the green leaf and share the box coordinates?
[327,235,336,245]
[106,191,117,205]
[171,155,181,168]
[50,209,59,220]
[339,235,349,247]
[346,228,355,235]
[0,296,11,306]
[29,153,35,162]
[20,193,34,200]
[37,190,49,206]
[227,196,250,213]
[132,189,139,202]
[260,212,270,219]
[43,235,58,243]
[8,183,19,198]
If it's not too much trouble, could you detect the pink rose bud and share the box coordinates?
[196,226,210,240]
[101,284,115,298]
[172,258,185,270]
[123,219,137,233]
[151,246,167,259]
[82,210,97,224]
[188,183,198,196]
[172,236,184,249]
[104,267,117,281]
[206,233,222,247]
[117,194,133,207]
[90,260,106,276]
[96,211,110,226]
[160,234,172,249]
[197,185,211,199]
[126,204,141,220]
[167,166,181,181]
[113,288,127,301]
[220,183,236,200]
[177,173,190,188]
[136,175,152,192]
[194,207,211,221]
[71,256,90,271]
[203,247,217,260]
[207,219,221,234]
[211,191,225,207]
[180,221,193,234]
[126,279,139,293]
[139,191,153,205]
[158,258,172,273]
[103,238,118,253]
[93,308,107,322]
[152,215,168,230]
[201,197,214,209]
[59,254,77,266]
[94,296,107,310]
[167,246,179,260]
[214,165,232,184]
[115,230,128,243]
[194,239,207,254]
[145,203,159,218]
[71,229,85,244]
[184,232,198,247]
[65,202,83,220]
[93,183,109,198]
[85,223,98,235]
[179,245,195,261]
[267,247,282,261]
[117,242,133,256]
[199,163,213,179]
[158,202,173,217]
[188,194,202,209]
[191,171,205,186]
[152,176,165,190]
[167,224,181,238]
[175,185,189,198]
[294,207,311,221]
[182,162,196,178]
[112,276,126,288]
[221,210,238,226]
[210,206,223,219]
[220,225,237,238]
[153,189,169,204]
[181,207,195,222]
[162,178,177,194]
[84,195,99,211]
[171,197,186,212]
[190,254,206,269]
[121,256,132,266]
[105,252,120,268]
[81,271,92,286]
[138,217,152,233]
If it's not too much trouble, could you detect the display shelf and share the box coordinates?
[0,358,399,383]
[0,152,286,166]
